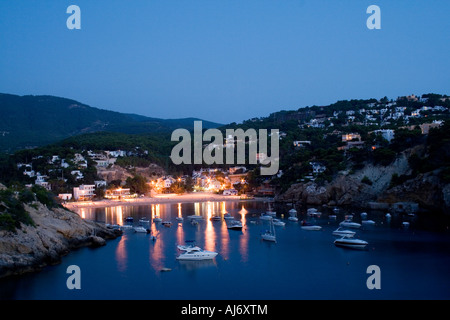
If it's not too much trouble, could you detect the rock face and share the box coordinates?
[0,202,121,279]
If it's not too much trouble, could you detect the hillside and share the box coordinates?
[0,93,221,152]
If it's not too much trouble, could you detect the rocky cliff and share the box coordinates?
[276,152,450,213]
[0,202,121,279]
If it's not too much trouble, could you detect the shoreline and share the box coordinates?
[63,192,267,210]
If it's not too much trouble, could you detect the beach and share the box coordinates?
[63,192,263,210]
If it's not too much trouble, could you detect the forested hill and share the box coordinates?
[0,93,221,153]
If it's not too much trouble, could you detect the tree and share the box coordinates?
[125,175,150,195]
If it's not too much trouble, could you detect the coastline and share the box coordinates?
[63,192,266,210]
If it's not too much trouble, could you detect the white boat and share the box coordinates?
[332,227,356,237]
[139,217,150,224]
[223,213,234,220]
[339,219,361,229]
[261,220,276,242]
[153,216,162,222]
[307,208,321,217]
[134,226,149,233]
[362,220,375,226]
[272,219,285,227]
[300,220,322,231]
[334,236,368,249]
[176,247,218,260]
[176,216,184,222]
[288,216,299,222]
[260,213,273,221]
[360,212,368,219]
[227,220,243,230]
[288,208,297,215]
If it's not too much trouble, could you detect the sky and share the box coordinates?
[0,0,449,124]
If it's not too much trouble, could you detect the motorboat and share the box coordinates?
[260,213,273,221]
[139,217,150,224]
[307,208,321,217]
[362,220,375,226]
[176,216,184,222]
[223,213,234,220]
[176,247,218,260]
[334,235,368,249]
[339,219,361,229]
[261,220,276,242]
[360,212,368,219]
[300,220,322,231]
[134,226,149,233]
[210,215,221,221]
[227,220,243,230]
[125,216,134,223]
[153,216,162,222]
[272,219,286,227]
[332,227,356,237]
[288,208,298,221]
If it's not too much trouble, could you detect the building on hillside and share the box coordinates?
[73,184,95,201]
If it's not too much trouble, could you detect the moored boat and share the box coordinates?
[176,247,218,260]
[334,236,368,249]
[339,219,361,229]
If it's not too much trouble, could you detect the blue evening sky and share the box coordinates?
[0,1,449,124]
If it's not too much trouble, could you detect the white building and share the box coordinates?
[73,184,96,201]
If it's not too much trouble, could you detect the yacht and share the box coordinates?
[332,227,356,237]
[339,219,361,229]
[300,220,322,231]
[261,220,276,242]
[227,220,243,230]
[134,226,149,233]
[334,236,368,249]
[176,247,218,260]
[307,208,321,217]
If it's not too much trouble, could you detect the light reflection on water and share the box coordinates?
[1,201,450,300]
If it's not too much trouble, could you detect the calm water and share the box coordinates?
[1,200,450,300]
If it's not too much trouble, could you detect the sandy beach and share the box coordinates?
[63,192,265,210]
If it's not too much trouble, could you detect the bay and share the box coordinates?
[1,200,450,300]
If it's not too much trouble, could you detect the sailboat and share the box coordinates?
[261,219,276,242]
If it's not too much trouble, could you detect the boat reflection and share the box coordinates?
[177,259,217,271]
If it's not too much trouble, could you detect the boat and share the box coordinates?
[307,208,321,217]
[272,218,285,227]
[332,227,356,237]
[139,217,150,224]
[266,202,276,216]
[259,213,273,221]
[227,220,243,230]
[210,215,221,221]
[360,212,368,219]
[300,220,322,231]
[177,244,201,251]
[333,207,340,213]
[134,226,149,233]
[125,216,134,223]
[328,215,337,220]
[261,220,276,242]
[153,216,162,223]
[223,213,234,220]
[362,220,375,226]
[176,216,184,222]
[334,235,368,249]
[176,247,218,260]
[288,208,298,221]
[162,221,172,227]
[339,219,361,229]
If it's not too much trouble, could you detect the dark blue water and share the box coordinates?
[1,201,450,300]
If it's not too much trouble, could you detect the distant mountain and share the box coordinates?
[0,93,222,152]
